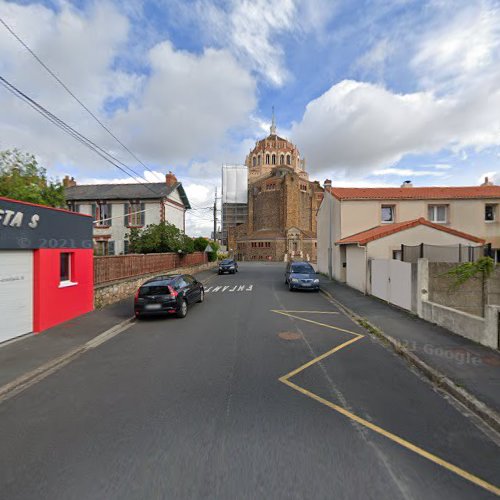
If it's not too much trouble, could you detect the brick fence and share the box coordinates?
[94,252,208,285]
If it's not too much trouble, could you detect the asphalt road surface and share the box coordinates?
[1,263,499,499]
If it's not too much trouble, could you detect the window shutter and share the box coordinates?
[107,204,112,226]
[140,202,145,226]
[108,241,115,255]
[124,203,129,227]
[91,203,96,221]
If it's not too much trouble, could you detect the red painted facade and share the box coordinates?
[33,249,94,333]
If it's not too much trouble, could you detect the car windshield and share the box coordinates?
[291,264,314,274]
[221,259,233,265]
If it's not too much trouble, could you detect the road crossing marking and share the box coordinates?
[272,309,500,497]
[205,284,254,293]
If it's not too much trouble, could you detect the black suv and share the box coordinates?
[134,274,204,319]
[218,259,238,274]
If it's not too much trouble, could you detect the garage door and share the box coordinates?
[0,251,33,343]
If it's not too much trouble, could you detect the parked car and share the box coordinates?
[218,258,238,274]
[285,261,320,291]
[134,274,204,319]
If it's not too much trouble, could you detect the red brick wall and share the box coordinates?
[94,252,207,284]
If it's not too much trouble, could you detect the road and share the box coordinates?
[0,262,499,499]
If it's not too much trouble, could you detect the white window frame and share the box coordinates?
[428,204,448,223]
[59,252,78,288]
[381,205,395,223]
[485,204,497,222]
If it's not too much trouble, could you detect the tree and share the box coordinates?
[0,149,65,207]
[128,222,195,254]
[193,236,209,252]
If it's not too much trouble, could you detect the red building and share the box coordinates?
[0,197,94,343]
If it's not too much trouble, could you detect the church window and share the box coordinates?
[258,155,261,165]
[286,154,291,165]
[266,154,270,165]
[280,155,284,165]
[272,154,276,165]
[252,156,256,167]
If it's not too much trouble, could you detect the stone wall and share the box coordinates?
[94,261,217,309]
[428,262,484,317]
[428,262,500,317]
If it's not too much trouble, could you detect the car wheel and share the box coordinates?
[197,289,204,303]
[177,299,188,318]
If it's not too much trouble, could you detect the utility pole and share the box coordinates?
[213,186,217,243]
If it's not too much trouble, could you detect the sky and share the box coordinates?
[1,0,499,236]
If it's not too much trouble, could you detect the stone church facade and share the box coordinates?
[228,118,323,262]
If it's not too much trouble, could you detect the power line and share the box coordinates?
[0,16,163,183]
[0,74,166,198]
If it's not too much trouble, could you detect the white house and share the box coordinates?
[64,172,191,255]
[335,217,485,293]
[317,179,500,282]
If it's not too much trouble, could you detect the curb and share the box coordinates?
[0,317,135,404]
[320,287,500,434]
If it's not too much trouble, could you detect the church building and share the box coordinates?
[228,115,323,262]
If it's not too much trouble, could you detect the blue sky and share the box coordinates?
[1,0,499,234]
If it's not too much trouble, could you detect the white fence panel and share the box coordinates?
[370,258,413,311]
[389,259,412,311]
[371,259,390,301]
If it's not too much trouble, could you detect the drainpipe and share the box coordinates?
[357,243,368,294]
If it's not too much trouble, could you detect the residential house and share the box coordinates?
[64,172,191,255]
[317,178,500,286]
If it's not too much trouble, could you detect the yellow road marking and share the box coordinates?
[273,309,500,497]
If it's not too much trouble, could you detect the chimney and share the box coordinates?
[63,175,76,188]
[324,179,332,190]
[166,171,177,187]
[401,180,413,188]
[481,176,494,186]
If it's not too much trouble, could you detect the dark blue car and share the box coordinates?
[285,261,320,291]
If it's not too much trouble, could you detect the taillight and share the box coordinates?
[168,285,178,297]
[134,288,140,300]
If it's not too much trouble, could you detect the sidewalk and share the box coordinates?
[0,268,217,398]
[319,277,500,426]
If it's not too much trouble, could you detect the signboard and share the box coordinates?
[0,197,93,250]
[204,244,214,253]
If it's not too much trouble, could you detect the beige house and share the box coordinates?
[317,179,500,282]
[335,218,485,293]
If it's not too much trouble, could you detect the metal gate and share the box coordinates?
[371,259,413,311]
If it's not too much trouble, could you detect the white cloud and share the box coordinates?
[191,0,296,86]
[291,78,500,176]
[412,1,500,90]
[0,1,257,177]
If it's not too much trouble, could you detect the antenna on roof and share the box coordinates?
[270,106,276,135]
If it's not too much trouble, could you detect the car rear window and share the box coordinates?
[291,265,314,274]
[139,282,172,296]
